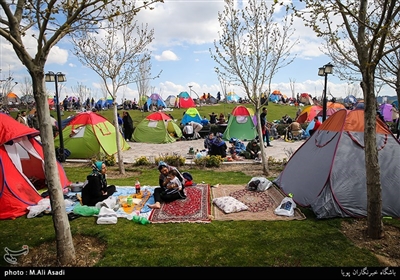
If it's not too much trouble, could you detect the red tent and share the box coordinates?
[175,91,196,108]
[0,113,70,219]
[296,105,322,123]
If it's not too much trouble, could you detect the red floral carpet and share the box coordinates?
[148,184,212,223]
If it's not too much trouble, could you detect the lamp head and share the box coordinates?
[318,67,325,76]
[324,62,334,74]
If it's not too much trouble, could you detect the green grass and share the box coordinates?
[1,164,397,267]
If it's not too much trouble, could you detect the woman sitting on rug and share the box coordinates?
[148,161,186,209]
[81,161,116,206]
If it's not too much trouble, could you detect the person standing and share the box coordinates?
[260,107,272,147]
[122,111,134,141]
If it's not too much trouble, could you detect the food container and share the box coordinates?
[70,182,84,192]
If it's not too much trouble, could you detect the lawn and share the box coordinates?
[1,162,396,270]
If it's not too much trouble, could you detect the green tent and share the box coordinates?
[55,111,130,159]
[222,105,257,141]
[133,111,182,143]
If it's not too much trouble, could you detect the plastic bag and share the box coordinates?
[246,177,272,192]
[274,195,296,217]
[73,205,100,216]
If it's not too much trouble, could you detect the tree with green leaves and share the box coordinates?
[210,0,298,175]
[295,0,400,239]
[0,0,162,265]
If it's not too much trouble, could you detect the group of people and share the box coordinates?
[182,121,203,140]
[81,160,187,210]
[203,132,262,161]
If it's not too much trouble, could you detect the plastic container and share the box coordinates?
[127,196,133,207]
[70,182,84,192]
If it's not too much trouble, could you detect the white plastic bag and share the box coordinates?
[246,177,272,192]
[274,196,296,217]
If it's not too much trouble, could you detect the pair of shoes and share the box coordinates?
[267,144,273,147]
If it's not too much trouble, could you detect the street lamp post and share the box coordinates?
[318,62,334,122]
[45,71,67,162]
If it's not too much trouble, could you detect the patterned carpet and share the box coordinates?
[211,184,306,221]
[148,184,212,223]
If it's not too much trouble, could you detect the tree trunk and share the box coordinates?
[113,94,125,174]
[255,108,269,176]
[31,70,76,265]
[362,75,384,239]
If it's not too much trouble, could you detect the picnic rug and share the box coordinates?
[148,184,212,223]
[211,184,306,221]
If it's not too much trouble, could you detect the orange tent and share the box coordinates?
[327,102,346,109]
[6,92,20,104]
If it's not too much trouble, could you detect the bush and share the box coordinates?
[90,153,116,166]
[155,154,186,167]
[133,156,151,166]
[194,155,224,168]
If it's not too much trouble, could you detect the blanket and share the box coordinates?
[148,184,212,223]
[211,184,306,221]
[65,186,156,219]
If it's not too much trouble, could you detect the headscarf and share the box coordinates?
[158,161,168,171]
[93,161,103,172]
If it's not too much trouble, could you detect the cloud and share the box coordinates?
[154,50,179,61]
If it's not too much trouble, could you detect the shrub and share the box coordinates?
[155,154,186,167]
[90,153,116,166]
[194,155,224,167]
[133,156,151,166]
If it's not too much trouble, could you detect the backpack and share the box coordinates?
[182,172,194,187]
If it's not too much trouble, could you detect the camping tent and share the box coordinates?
[132,111,182,143]
[273,109,400,219]
[296,105,322,123]
[6,92,20,104]
[164,95,177,108]
[269,90,282,103]
[55,111,130,159]
[226,92,240,103]
[343,95,357,104]
[299,93,313,105]
[147,93,167,110]
[95,97,113,109]
[0,113,70,219]
[181,107,202,125]
[176,92,196,108]
[222,105,257,141]
[379,103,393,122]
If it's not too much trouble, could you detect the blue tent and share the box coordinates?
[147,93,166,109]
[344,95,357,104]
[181,107,202,125]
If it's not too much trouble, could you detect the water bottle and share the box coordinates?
[132,215,150,225]
[135,178,141,194]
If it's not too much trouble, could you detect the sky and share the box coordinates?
[0,0,396,104]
